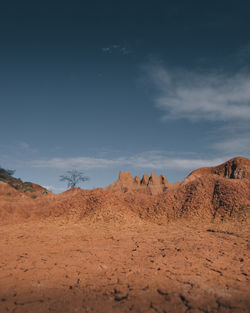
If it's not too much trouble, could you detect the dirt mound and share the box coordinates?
[0,167,49,196]
[214,156,250,178]
[0,157,249,225]
[184,156,250,183]
[0,157,249,313]
[0,181,19,196]
[0,187,139,225]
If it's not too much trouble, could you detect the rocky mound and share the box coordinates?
[184,156,250,183]
[0,157,249,225]
[213,156,250,178]
[107,171,180,195]
[0,181,20,197]
[0,167,49,196]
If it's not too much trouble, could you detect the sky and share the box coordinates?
[0,0,250,192]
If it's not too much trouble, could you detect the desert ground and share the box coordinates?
[0,157,249,313]
[0,219,249,313]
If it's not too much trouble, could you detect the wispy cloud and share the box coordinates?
[102,44,131,55]
[0,141,38,167]
[31,157,123,169]
[18,141,38,153]
[147,64,250,122]
[42,185,65,193]
[212,134,250,155]
[30,152,226,172]
[129,152,225,171]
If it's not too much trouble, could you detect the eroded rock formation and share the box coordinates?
[107,171,172,195]
[184,156,250,183]
[0,156,249,225]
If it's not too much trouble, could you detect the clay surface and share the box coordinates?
[0,157,249,312]
[0,220,249,313]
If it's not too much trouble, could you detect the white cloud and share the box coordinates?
[42,185,65,193]
[147,65,250,121]
[129,153,225,170]
[31,157,125,169]
[212,134,250,155]
[102,47,111,53]
[30,152,226,172]
[101,44,131,55]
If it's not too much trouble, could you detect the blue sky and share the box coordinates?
[1,0,250,192]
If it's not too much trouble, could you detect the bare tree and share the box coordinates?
[59,170,89,189]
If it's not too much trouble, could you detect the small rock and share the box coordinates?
[114,294,128,302]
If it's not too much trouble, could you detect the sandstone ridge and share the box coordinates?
[107,171,174,195]
[184,156,250,183]
[0,156,249,225]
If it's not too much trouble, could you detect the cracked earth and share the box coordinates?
[0,220,249,313]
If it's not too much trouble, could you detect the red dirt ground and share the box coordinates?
[0,157,249,313]
[0,220,249,313]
